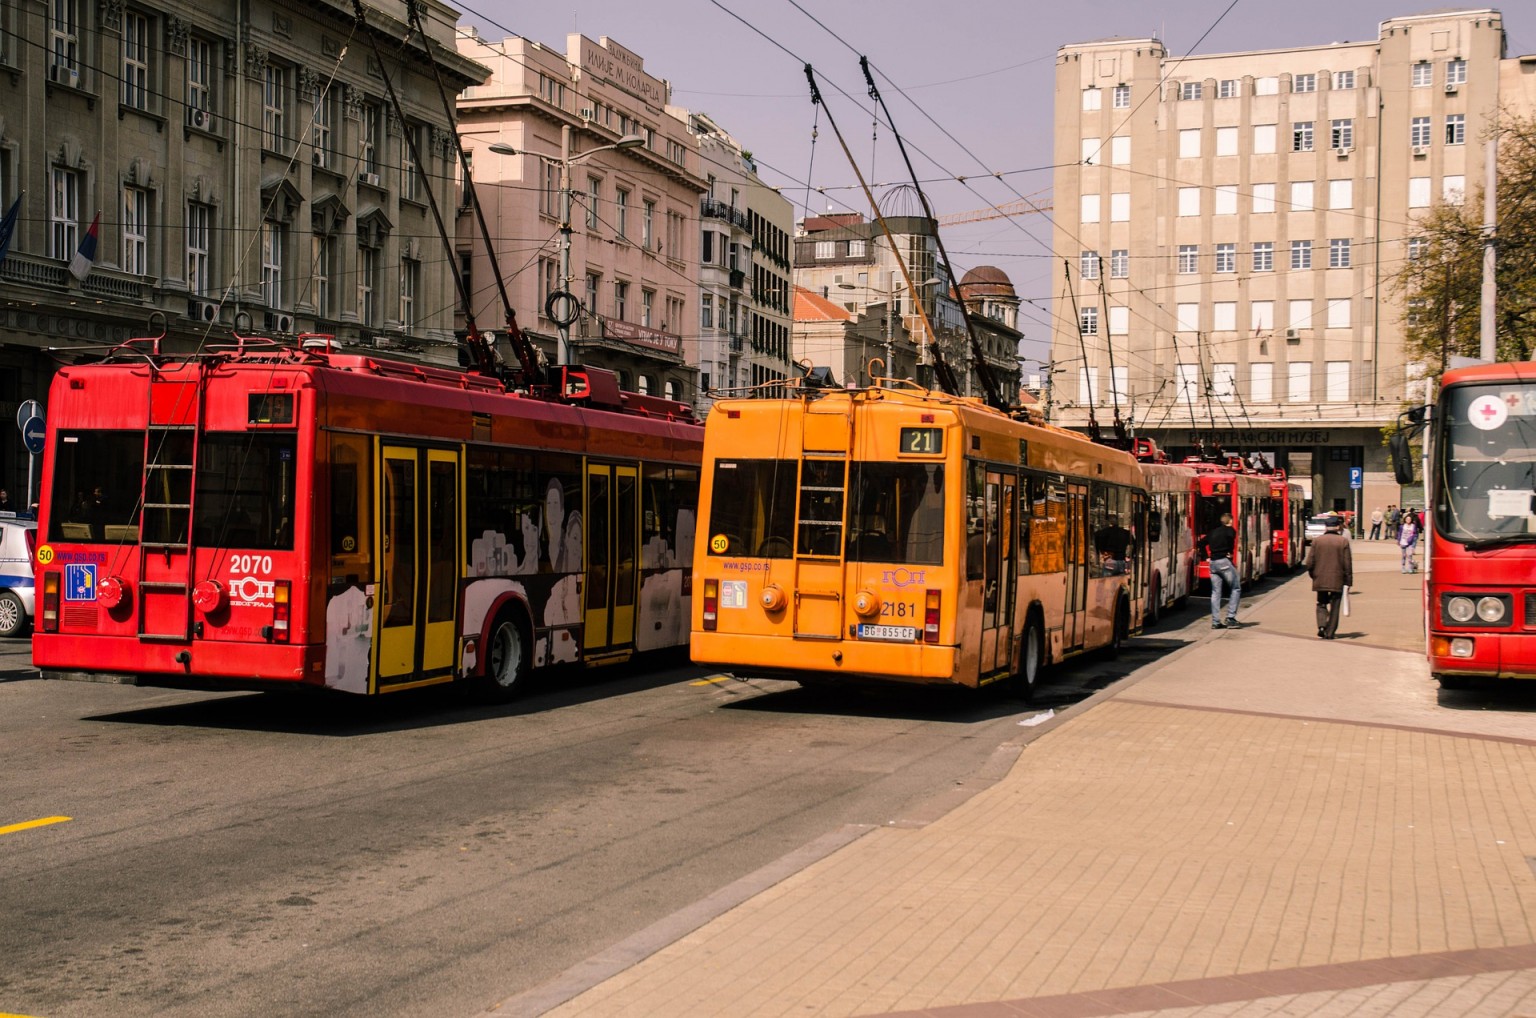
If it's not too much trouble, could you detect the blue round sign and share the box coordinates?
[21,415,45,455]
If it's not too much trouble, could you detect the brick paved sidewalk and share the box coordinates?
[493,541,1536,1018]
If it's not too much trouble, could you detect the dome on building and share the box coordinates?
[959,265,1016,299]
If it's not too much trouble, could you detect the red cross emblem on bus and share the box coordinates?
[1479,401,1502,422]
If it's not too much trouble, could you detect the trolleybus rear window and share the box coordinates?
[49,430,146,543]
[845,462,944,565]
[193,433,297,550]
[707,459,797,557]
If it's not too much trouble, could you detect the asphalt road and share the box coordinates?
[0,603,1204,1018]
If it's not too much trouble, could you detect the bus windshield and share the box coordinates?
[1437,382,1536,543]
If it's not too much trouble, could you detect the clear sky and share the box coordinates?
[464,1,1531,366]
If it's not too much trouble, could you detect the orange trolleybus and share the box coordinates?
[32,334,701,699]
[1410,360,1536,690]
[691,380,1149,696]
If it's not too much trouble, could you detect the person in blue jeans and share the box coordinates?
[1205,512,1240,629]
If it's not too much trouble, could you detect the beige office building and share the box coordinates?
[1051,7,1531,515]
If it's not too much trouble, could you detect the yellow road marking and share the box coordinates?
[0,816,72,837]
[1,1012,47,1017]
[689,675,735,686]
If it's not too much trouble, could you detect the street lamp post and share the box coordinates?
[489,130,644,366]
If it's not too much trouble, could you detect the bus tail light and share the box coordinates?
[271,580,291,642]
[97,575,127,610]
[702,579,718,631]
[924,589,941,644]
[193,579,225,614]
[41,572,59,632]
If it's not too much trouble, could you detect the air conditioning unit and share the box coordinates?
[1284,328,1300,341]
[187,299,218,323]
[1412,146,1429,157]
[360,172,381,187]
[50,64,80,87]
[1335,146,1352,157]
[580,106,595,120]
[188,108,213,131]
[312,149,324,165]
[264,312,293,333]
[1444,82,1458,93]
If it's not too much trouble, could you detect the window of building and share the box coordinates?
[1252,182,1275,214]
[1110,136,1130,165]
[1445,113,1465,145]
[1329,179,1353,209]
[1411,117,1431,148]
[1330,118,1353,149]
[187,37,214,124]
[1291,181,1314,212]
[1180,81,1202,100]
[187,201,212,296]
[643,199,655,249]
[1215,243,1236,273]
[356,244,375,325]
[1078,367,1098,405]
[814,239,834,259]
[1292,121,1314,152]
[1251,363,1274,403]
[1289,299,1313,330]
[1177,245,1199,274]
[311,81,333,167]
[1446,58,1466,85]
[615,188,629,238]
[538,72,565,108]
[1443,175,1465,205]
[1291,239,1312,269]
[700,292,714,330]
[1326,361,1350,401]
[1079,306,1098,336]
[1079,251,1099,279]
[847,239,866,257]
[1251,300,1274,331]
[538,158,559,218]
[362,101,381,174]
[1178,187,1200,216]
[262,221,284,308]
[1213,303,1236,331]
[1288,362,1311,402]
[1212,363,1236,401]
[1252,241,1273,272]
[312,235,332,317]
[1080,194,1100,223]
[1110,192,1130,221]
[585,272,599,313]
[1329,238,1351,268]
[614,280,628,320]
[1218,78,1239,98]
[1333,70,1355,90]
[641,288,654,327]
[1408,236,1427,261]
[1112,84,1130,108]
[1215,127,1238,157]
[122,185,148,276]
[1109,306,1129,335]
[1178,129,1201,158]
[1176,363,1199,401]
[1255,76,1279,95]
[1214,184,1237,215]
[50,0,81,77]
[1326,299,1350,329]
[1082,87,1101,110]
[1412,62,1432,87]
[1176,303,1199,331]
[1408,176,1431,208]
[50,166,79,259]
[1293,72,1316,93]
[121,9,150,110]
[585,177,601,229]
[263,64,287,151]
[1109,249,1128,278]
[666,210,683,258]
[1081,137,1101,165]
[399,258,418,331]
[1253,124,1276,154]
[401,124,421,202]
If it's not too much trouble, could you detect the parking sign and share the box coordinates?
[1349,466,1363,489]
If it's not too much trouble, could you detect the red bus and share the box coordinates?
[1405,360,1536,689]
[1268,472,1306,571]
[1133,442,1198,622]
[32,335,702,699]
[1187,463,1273,586]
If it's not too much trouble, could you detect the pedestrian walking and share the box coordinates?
[1388,505,1402,539]
[1304,516,1353,639]
[1368,507,1384,540]
[1205,512,1241,629]
[1399,510,1420,573]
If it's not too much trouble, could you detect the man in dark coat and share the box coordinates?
[1303,515,1353,639]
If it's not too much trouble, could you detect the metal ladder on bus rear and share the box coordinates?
[791,400,856,640]
[136,365,205,641]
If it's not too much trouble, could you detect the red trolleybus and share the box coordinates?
[1188,463,1274,586]
[691,382,1149,697]
[32,336,701,699]
[1268,472,1306,572]
[1409,361,1536,689]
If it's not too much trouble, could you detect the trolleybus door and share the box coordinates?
[584,463,638,657]
[1064,482,1089,650]
[978,470,1017,676]
[377,446,460,687]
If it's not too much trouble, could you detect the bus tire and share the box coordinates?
[1108,596,1129,658]
[1435,673,1473,691]
[1014,612,1045,700]
[1147,575,1162,624]
[478,610,531,702]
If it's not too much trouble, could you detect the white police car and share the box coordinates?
[0,515,37,638]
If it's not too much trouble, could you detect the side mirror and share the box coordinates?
[1390,431,1416,485]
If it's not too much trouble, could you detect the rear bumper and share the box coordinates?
[1429,629,1536,681]
[33,634,321,687]
[692,630,961,685]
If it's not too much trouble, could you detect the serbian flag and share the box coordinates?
[0,191,20,269]
[69,210,100,281]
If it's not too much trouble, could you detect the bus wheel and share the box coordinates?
[1107,597,1128,658]
[1147,576,1162,624]
[480,612,531,702]
[1435,673,1473,691]
[1014,614,1045,700]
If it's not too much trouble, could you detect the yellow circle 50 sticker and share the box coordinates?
[709,534,729,554]
[36,544,55,565]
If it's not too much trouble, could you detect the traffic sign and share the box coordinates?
[16,399,41,430]
[1349,466,1363,489]
[21,415,45,455]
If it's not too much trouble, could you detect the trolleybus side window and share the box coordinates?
[49,430,146,543]
[540,455,584,574]
[640,465,698,569]
[465,447,537,574]
[193,433,297,550]
[845,461,945,565]
[1090,483,1136,578]
[428,458,457,622]
[329,433,373,587]
[706,459,796,557]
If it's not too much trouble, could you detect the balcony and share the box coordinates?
[700,197,749,231]
[728,269,746,291]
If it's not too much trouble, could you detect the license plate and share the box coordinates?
[857,624,917,642]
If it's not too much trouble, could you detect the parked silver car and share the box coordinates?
[0,516,37,638]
